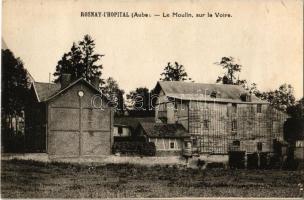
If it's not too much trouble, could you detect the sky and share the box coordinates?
[2,0,303,99]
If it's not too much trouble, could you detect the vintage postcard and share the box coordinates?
[1,0,303,199]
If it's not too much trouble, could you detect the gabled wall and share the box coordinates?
[47,81,113,158]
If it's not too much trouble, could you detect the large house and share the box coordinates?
[25,74,113,159]
[151,81,288,155]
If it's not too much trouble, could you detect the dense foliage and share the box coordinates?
[1,49,30,134]
[102,77,125,115]
[1,49,30,152]
[112,141,156,156]
[160,62,191,81]
[215,56,246,85]
[1,49,30,118]
[259,84,296,112]
[53,35,104,86]
[126,87,151,111]
[215,56,299,113]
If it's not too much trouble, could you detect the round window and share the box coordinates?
[78,90,84,97]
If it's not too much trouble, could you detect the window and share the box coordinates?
[257,104,262,113]
[246,95,251,102]
[158,103,167,122]
[232,120,237,131]
[296,141,304,148]
[250,105,254,113]
[232,103,237,113]
[170,142,175,149]
[231,140,240,151]
[240,93,251,102]
[210,90,217,98]
[192,138,198,147]
[185,141,191,148]
[257,142,263,151]
[203,120,209,129]
[78,90,84,97]
[233,140,240,146]
[118,127,123,135]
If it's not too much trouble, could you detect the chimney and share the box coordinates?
[92,76,100,89]
[61,73,71,89]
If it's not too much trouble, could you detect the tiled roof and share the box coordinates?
[139,122,190,138]
[33,82,61,102]
[156,81,267,104]
[32,78,101,102]
[114,117,154,130]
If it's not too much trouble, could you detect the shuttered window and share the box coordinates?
[257,142,263,151]
[170,142,175,149]
[232,120,237,131]
[257,104,262,113]
[118,127,123,135]
[232,103,237,113]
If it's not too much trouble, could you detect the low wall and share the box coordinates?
[156,150,181,156]
[295,147,304,160]
[2,153,229,168]
[1,153,186,166]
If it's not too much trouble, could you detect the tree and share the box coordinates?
[284,98,304,145]
[53,43,82,82]
[260,84,296,112]
[53,35,104,86]
[1,49,30,134]
[160,62,191,81]
[286,98,304,119]
[241,82,264,97]
[244,82,298,114]
[102,77,125,115]
[126,87,151,111]
[215,56,245,85]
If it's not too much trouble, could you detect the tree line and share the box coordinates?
[2,35,303,131]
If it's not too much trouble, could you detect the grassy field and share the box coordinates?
[1,159,304,198]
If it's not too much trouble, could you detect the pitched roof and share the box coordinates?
[139,122,190,138]
[33,82,61,102]
[114,117,154,130]
[32,78,101,102]
[155,81,267,104]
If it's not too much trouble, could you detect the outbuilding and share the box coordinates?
[25,75,113,159]
[137,121,190,156]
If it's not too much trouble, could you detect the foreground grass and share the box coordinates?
[1,159,304,198]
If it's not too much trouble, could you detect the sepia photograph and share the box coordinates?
[1,0,303,199]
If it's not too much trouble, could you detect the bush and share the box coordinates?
[259,152,269,169]
[268,154,282,169]
[229,151,245,169]
[2,130,25,153]
[114,136,147,143]
[282,157,299,170]
[247,153,258,169]
[139,142,156,156]
[112,141,156,156]
[206,162,225,169]
[197,159,206,169]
